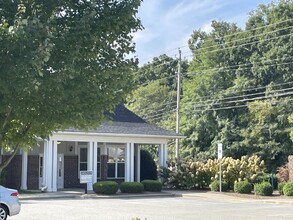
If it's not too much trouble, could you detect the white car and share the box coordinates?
[0,185,21,220]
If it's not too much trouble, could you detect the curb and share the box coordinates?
[19,192,176,201]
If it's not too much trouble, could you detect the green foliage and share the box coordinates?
[254,173,277,189]
[141,180,162,192]
[278,182,287,195]
[254,182,273,196]
[289,114,293,142]
[120,182,144,193]
[93,181,118,195]
[179,1,293,171]
[164,156,265,190]
[0,0,142,172]
[209,180,228,192]
[234,181,252,194]
[283,182,293,196]
[140,149,158,181]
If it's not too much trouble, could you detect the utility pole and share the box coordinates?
[175,49,181,160]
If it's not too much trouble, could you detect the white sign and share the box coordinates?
[80,170,93,184]
[217,143,223,159]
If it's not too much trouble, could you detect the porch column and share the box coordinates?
[46,140,53,192]
[87,142,94,191]
[126,143,134,182]
[159,143,168,168]
[21,150,28,190]
[42,141,47,188]
[135,145,141,182]
[100,143,108,180]
[52,140,58,192]
[93,142,98,184]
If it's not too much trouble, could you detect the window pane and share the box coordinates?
[80,163,87,171]
[117,163,125,178]
[117,148,125,162]
[80,148,88,162]
[97,148,101,162]
[97,163,100,178]
[107,163,115,178]
[107,147,116,162]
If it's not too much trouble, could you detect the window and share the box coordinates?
[97,147,101,179]
[107,147,125,178]
[39,155,43,178]
[79,147,88,172]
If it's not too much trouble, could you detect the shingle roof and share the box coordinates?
[64,104,183,138]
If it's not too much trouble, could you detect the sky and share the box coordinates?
[132,0,273,65]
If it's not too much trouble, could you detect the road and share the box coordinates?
[11,197,293,220]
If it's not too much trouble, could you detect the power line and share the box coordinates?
[187,98,293,113]
[182,82,293,106]
[183,32,293,58]
[187,25,293,54]
[131,80,293,118]
[188,88,293,109]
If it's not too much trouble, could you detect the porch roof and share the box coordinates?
[62,104,184,139]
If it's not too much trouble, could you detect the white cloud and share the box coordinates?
[134,0,272,65]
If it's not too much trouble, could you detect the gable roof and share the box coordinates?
[63,104,183,138]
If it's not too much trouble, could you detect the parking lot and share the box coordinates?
[11,196,293,220]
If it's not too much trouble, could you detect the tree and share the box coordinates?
[180,0,293,169]
[0,0,142,173]
[140,149,157,181]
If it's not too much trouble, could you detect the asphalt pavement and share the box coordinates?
[19,189,293,205]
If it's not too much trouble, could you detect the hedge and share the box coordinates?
[93,181,118,195]
[120,182,144,193]
[283,182,293,196]
[141,180,162,192]
[209,180,228,192]
[234,181,252,194]
[254,182,273,196]
[278,182,287,195]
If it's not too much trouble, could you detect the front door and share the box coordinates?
[57,154,64,189]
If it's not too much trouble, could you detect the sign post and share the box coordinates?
[217,143,223,193]
[80,170,93,194]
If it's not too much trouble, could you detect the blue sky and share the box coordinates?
[133,0,273,65]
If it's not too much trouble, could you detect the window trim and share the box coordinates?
[107,146,125,179]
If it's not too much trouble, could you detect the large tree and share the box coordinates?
[0,0,142,173]
[180,0,293,169]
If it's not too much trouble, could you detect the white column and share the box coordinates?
[135,145,141,182]
[21,150,28,190]
[164,143,168,167]
[46,140,53,192]
[93,142,98,184]
[125,143,130,182]
[42,141,48,187]
[159,143,168,168]
[87,142,94,191]
[52,140,58,192]
[130,143,134,182]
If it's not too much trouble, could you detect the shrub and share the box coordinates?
[141,180,162,192]
[120,182,144,193]
[234,181,252,194]
[140,149,157,181]
[278,182,287,195]
[209,180,228,192]
[254,182,273,196]
[93,181,118,195]
[254,173,277,189]
[283,182,293,196]
[276,164,289,183]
